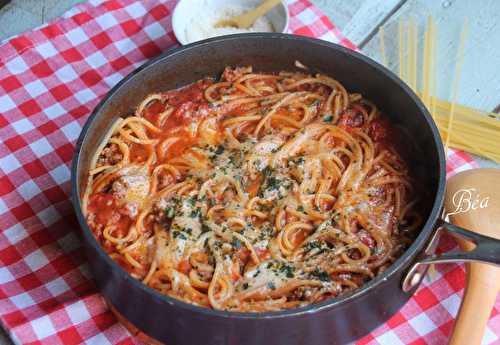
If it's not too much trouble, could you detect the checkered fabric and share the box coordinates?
[0,0,496,344]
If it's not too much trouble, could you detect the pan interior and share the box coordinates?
[74,33,445,317]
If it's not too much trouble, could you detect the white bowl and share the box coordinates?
[172,0,289,45]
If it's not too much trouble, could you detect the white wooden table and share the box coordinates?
[0,0,498,343]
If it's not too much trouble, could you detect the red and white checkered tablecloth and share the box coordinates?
[0,0,497,344]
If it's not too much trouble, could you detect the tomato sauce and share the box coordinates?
[163,79,212,106]
[129,143,149,163]
[139,80,217,160]
[113,215,133,238]
[291,230,309,248]
[88,193,118,226]
[356,229,375,249]
[245,178,261,198]
[235,247,251,263]
[255,248,271,260]
[369,117,392,142]
[368,116,409,160]
[88,193,133,239]
[143,100,166,124]
[338,107,365,130]
[178,259,192,275]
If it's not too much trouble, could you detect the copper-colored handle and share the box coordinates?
[445,168,500,345]
[449,261,500,345]
[402,169,500,344]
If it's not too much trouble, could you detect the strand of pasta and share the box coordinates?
[444,19,468,153]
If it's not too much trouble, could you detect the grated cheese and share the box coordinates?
[185,3,275,44]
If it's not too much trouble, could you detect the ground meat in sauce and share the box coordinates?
[152,201,169,224]
[97,143,122,167]
[221,66,252,82]
[87,193,122,233]
[338,108,365,129]
[111,177,128,199]
[357,230,375,249]
[158,172,175,191]
[291,286,313,301]
[369,118,391,142]
[86,212,99,232]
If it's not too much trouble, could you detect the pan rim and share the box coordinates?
[71,32,446,320]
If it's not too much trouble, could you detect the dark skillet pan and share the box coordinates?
[71,33,500,345]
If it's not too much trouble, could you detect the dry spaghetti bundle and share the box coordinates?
[378,18,500,162]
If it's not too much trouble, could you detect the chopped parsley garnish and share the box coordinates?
[279,263,295,278]
[215,145,225,155]
[265,260,295,279]
[258,226,274,240]
[312,269,331,282]
[267,282,276,290]
[201,223,211,233]
[262,166,273,177]
[266,176,281,191]
[187,195,197,206]
[232,237,242,249]
[242,282,249,290]
[228,154,238,166]
[172,231,187,240]
[297,205,304,212]
[189,208,201,218]
[165,207,175,219]
[258,203,272,212]
[291,156,304,165]
[304,240,322,251]
[323,115,334,122]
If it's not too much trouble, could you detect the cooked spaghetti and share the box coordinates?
[83,67,421,312]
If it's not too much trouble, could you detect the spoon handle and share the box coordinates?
[445,169,500,345]
[449,262,500,345]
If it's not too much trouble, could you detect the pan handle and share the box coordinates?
[402,219,500,292]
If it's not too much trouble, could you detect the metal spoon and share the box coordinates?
[214,0,281,29]
[444,168,500,345]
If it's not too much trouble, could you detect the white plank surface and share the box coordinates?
[0,0,84,42]
[341,0,405,47]
[312,0,366,33]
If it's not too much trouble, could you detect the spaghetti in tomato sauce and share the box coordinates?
[83,66,421,311]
